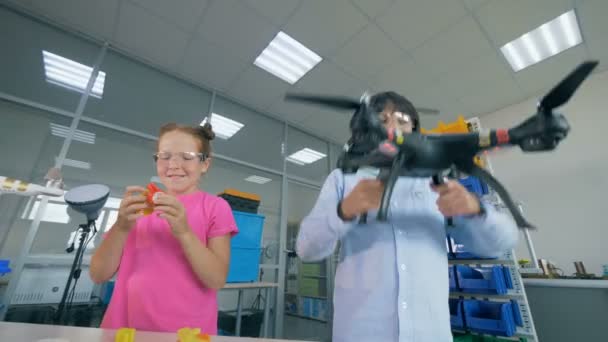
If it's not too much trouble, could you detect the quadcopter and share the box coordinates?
[285,60,599,230]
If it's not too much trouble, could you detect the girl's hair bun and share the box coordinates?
[198,122,215,141]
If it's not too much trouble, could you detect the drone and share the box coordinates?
[285,60,599,230]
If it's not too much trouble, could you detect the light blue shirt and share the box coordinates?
[296,169,518,342]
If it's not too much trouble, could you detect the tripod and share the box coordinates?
[54,219,96,324]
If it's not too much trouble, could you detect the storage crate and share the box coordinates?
[447,236,498,261]
[299,278,324,298]
[231,211,265,249]
[100,280,115,305]
[463,300,517,337]
[226,247,262,283]
[219,189,261,214]
[0,259,11,276]
[503,266,514,290]
[449,265,458,291]
[300,262,323,276]
[456,265,508,295]
[459,176,489,197]
[449,298,466,329]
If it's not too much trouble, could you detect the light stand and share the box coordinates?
[55,219,96,324]
[54,184,109,325]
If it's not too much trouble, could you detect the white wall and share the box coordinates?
[479,69,608,276]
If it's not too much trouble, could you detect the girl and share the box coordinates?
[90,122,238,333]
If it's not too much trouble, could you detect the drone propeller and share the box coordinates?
[284,93,361,110]
[539,60,599,113]
[284,92,440,115]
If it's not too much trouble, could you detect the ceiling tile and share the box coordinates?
[459,75,525,117]
[295,60,365,96]
[377,0,467,51]
[228,65,292,111]
[475,0,573,46]
[128,0,208,33]
[372,56,436,97]
[577,0,608,71]
[350,0,396,19]
[241,0,300,27]
[114,1,190,69]
[433,53,515,100]
[300,110,351,144]
[462,0,491,11]
[267,98,314,124]
[411,15,496,79]
[179,36,249,91]
[283,0,368,57]
[197,0,277,63]
[332,24,404,81]
[514,45,589,96]
[18,0,119,40]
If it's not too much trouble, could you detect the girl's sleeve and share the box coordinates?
[207,198,239,239]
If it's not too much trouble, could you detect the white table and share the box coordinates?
[222,282,278,338]
[0,321,313,342]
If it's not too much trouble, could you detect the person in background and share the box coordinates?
[296,91,518,342]
[90,122,238,333]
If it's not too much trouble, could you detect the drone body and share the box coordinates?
[285,60,599,229]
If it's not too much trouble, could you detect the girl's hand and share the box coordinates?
[153,193,191,237]
[116,186,148,232]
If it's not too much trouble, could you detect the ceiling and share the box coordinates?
[3,0,608,144]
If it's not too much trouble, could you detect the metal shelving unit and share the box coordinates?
[447,118,539,342]
[284,221,331,323]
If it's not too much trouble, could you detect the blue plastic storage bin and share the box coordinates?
[463,300,516,337]
[503,266,514,290]
[226,247,262,283]
[456,265,508,295]
[449,298,466,329]
[449,265,458,291]
[447,236,498,260]
[231,211,265,248]
[0,259,11,276]
[101,280,115,305]
[459,176,489,197]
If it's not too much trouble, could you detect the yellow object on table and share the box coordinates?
[177,327,210,342]
[115,327,135,342]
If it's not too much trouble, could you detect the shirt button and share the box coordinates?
[400,264,406,271]
[402,301,408,310]
[398,230,403,235]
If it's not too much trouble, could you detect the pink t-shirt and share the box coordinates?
[100,191,238,333]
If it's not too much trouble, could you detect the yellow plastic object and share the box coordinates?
[177,328,210,342]
[115,328,135,342]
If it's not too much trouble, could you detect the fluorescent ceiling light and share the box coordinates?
[55,157,91,170]
[500,10,583,72]
[201,113,244,140]
[286,148,327,165]
[254,31,322,84]
[245,175,272,184]
[42,50,106,98]
[50,123,96,144]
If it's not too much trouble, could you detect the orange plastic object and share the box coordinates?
[176,328,210,342]
[115,327,136,342]
[420,115,470,134]
[141,182,162,216]
[219,188,260,202]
